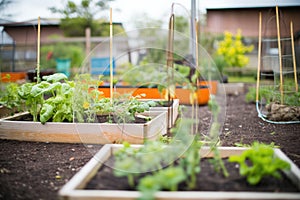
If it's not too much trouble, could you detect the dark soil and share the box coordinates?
[8,113,149,124]
[1,83,300,199]
[96,114,149,123]
[86,158,299,193]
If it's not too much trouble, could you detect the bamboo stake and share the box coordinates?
[195,18,199,133]
[290,21,298,92]
[109,8,113,104]
[256,12,262,102]
[165,12,175,130]
[275,6,284,104]
[37,16,41,83]
[167,13,174,101]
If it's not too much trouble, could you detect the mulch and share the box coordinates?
[0,83,299,200]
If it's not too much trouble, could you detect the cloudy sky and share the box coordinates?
[2,0,200,30]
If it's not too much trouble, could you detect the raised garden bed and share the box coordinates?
[0,111,167,144]
[1,85,300,200]
[141,98,179,128]
[0,106,16,119]
[59,144,300,200]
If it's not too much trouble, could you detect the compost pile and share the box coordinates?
[266,102,300,121]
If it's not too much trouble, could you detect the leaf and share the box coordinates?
[31,81,51,97]
[43,73,68,83]
[40,104,54,124]
[247,174,262,185]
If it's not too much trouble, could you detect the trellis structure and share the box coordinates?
[256,6,300,124]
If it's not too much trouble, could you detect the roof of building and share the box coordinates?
[0,18,123,27]
[203,0,300,9]
[0,18,60,27]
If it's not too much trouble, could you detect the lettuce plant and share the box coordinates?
[229,142,291,185]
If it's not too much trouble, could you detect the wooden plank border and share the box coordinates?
[0,111,167,144]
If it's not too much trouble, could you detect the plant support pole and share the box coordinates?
[36,16,41,83]
[109,8,113,104]
[290,21,298,92]
[256,12,262,102]
[275,6,284,105]
[167,11,174,102]
[194,18,199,133]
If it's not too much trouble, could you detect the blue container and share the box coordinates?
[56,58,71,77]
[91,57,115,76]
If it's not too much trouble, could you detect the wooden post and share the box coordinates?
[36,16,41,83]
[290,21,298,92]
[109,8,113,104]
[256,12,262,102]
[167,13,174,102]
[275,6,284,104]
[194,18,199,133]
[85,27,91,58]
[85,27,91,74]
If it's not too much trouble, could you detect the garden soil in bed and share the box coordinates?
[1,83,300,200]
[85,158,299,193]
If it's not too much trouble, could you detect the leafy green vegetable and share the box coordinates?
[0,83,25,113]
[229,141,291,185]
[138,166,186,200]
[16,73,74,123]
[73,74,157,124]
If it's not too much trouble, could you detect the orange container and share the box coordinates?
[98,86,163,99]
[174,86,210,105]
[97,86,209,105]
[199,80,218,95]
[1,72,26,82]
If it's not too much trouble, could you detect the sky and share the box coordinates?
[1,0,199,31]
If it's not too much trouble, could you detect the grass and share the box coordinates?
[227,75,256,83]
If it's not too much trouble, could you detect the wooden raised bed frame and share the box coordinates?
[142,98,179,128]
[0,111,167,144]
[59,145,300,200]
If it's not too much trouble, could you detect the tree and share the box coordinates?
[0,0,13,18]
[49,0,120,37]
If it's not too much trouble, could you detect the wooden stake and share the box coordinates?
[275,6,284,104]
[37,16,41,83]
[290,21,298,92]
[256,12,262,102]
[85,27,91,58]
[109,8,113,104]
[195,18,199,133]
[167,14,174,102]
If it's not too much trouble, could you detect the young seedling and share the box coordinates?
[207,95,229,177]
[229,141,291,185]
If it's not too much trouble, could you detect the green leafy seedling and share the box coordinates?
[229,142,291,185]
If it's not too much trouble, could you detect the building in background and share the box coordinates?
[202,0,300,70]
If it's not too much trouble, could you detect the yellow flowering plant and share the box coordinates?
[216,29,254,68]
